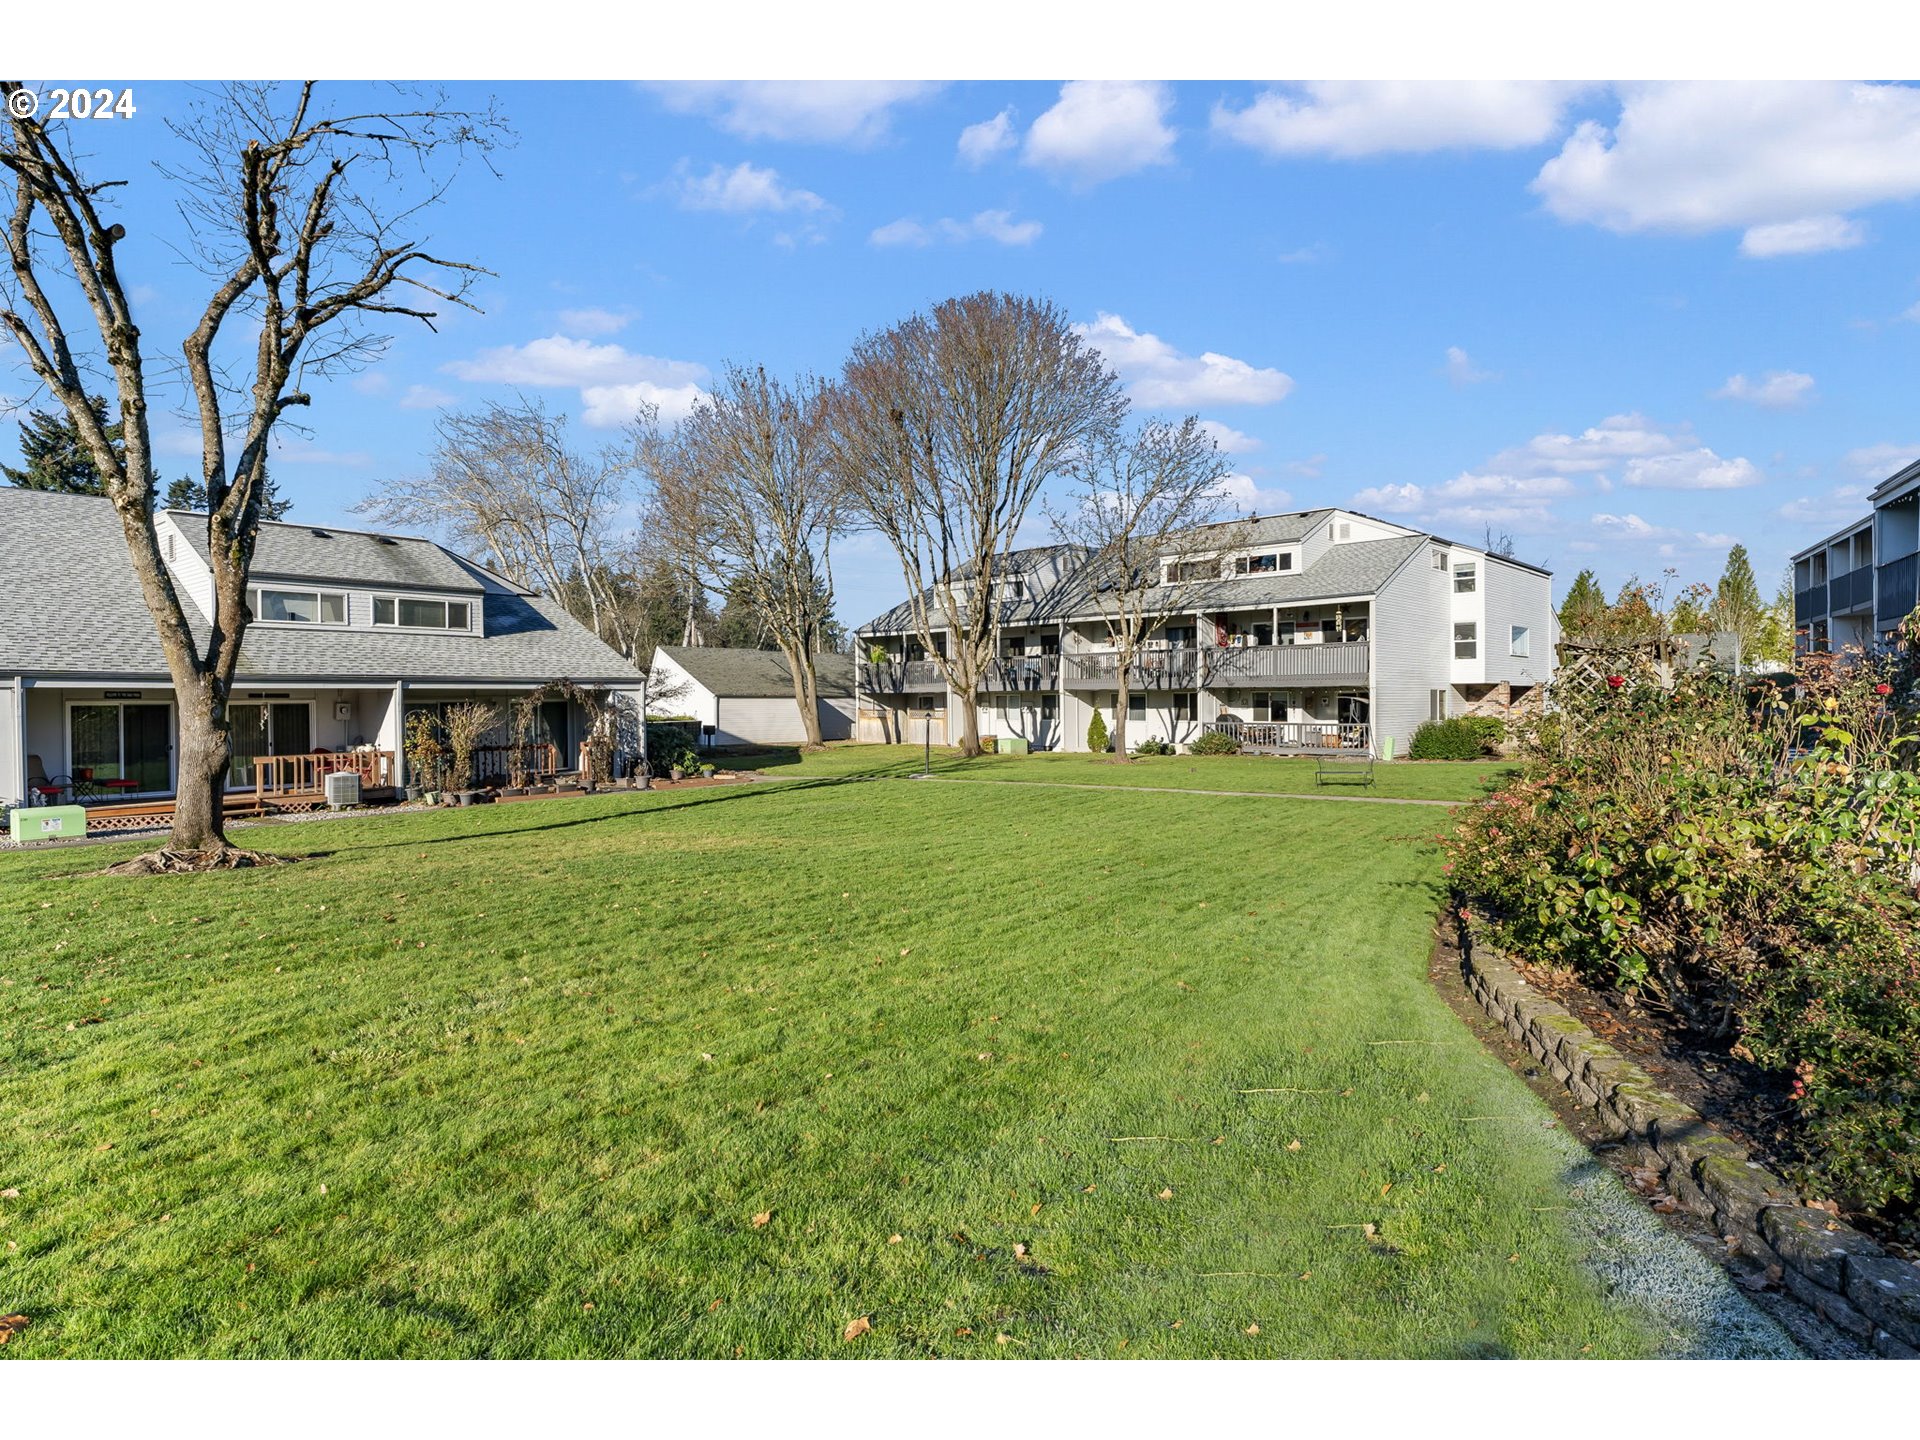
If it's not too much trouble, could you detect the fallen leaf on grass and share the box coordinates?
[1158,1188,1174,1200]
[1431,1164,1447,1174]
[1030,1202,1042,1215]
[1081,1185,1096,1194]
[1285,1139,1302,1152]
[1380,1182,1393,1197]
[709,1298,724,1311]
[995,1333,1010,1346]
[0,1188,18,1199]
[842,1315,872,1343]
[1169,1319,1182,1329]
[1013,1243,1028,1259]
[888,1234,903,1245]
[751,1210,772,1229]
[955,1327,973,1337]
[1245,1323,1260,1336]
[0,1314,28,1345]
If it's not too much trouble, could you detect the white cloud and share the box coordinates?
[1739,216,1865,257]
[1622,448,1763,490]
[1198,420,1261,454]
[558,308,631,337]
[1024,81,1176,186]
[672,161,829,215]
[1351,482,1426,515]
[1352,472,1571,530]
[647,81,940,146]
[1072,313,1292,408]
[1219,473,1292,515]
[1714,370,1815,409]
[1777,484,1870,525]
[1213,81,1580,158]
[958,109,1017,167]
[445,334,709,427]
[1486,412,1691,477]
[1846,441,1920,479]
[398,384,455,411]
[869,209,1042,248]
[1281,454,1326,479]
[271,439,370,467]
[1533,82,1920,255]
[1444,345,1494,387]
[1588,511,1741,558]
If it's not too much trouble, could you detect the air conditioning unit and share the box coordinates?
[324,769,362,810]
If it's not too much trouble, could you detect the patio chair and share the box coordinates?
[26,754,72,806]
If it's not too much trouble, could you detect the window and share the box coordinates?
[1453,562,1477,593]
[1170,693,1195,722]
[1509,625,1531,658]
[1234,552,1278,575]
[1338,523,1351,540]
[372,595,471,630]
[255,587,347,625]
[1432,549,1449,570]
[1252,691,1283,722]
[1454,621,1478,660]
[1430,689,1448,723]
[1128,693,1147,719]
[1170,558,1216,582]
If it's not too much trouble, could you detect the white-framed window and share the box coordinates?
[1454,621,1478,660]
[1432,549,1449,570]
[1429,689,1448,723]
[253,587,347,625]
[1167,557,1217,583]
[1231,551,1294,576]
[1128,693,1147,719]
[1453,562,1477,593]
[1510,624,1531,657]
[372,595,472,631]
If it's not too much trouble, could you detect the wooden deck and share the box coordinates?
[77,786,400,832]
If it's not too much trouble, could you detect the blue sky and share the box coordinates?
[9,79,1920,627]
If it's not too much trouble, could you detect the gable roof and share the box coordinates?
[656,644,855,699]
[167,509,488,593]
[0,488,639,683]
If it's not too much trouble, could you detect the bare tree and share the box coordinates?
[361,397,641,654]
[831,292,1125,757]
[1049,417,1237,756]
[0,81,503,862]
[646,365,844,748]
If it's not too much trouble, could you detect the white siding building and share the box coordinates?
[648,645,855,748]
[853,508,1556,758]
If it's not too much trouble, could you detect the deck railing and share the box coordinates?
[253,749,396,798]
[1204,719,1371,753]
[858,659,949,693]
[1204,640,1370,685]
[978,654,1061,692]
[1064,646,1202,689]
[468,742,561,785]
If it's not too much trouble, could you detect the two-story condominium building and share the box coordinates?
[1790,456,1920,653]
[853,507,1556,757]
[0,488,646,812]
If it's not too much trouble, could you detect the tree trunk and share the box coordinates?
[785,646,825,750]
[170,687,234,851]
[956,691,983,758]
[1112,670,1131,758]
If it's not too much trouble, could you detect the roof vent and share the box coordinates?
[373,535,400,546]
[309,527,331,539]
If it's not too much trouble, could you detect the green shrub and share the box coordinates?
[1460,714,1506,751]
[980,735,998,754]
[1190,729,1242,756]
[1447,649,1920,1214]
[1408,718,1489,759]
[1086,708,1109,754]
[1132,737,1175,756]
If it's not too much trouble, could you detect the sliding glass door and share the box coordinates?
[227,702,314,787]
[68,701,174,794]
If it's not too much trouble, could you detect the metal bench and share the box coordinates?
[1315,753,1375,789]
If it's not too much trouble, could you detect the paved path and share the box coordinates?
[899,774,1465,807]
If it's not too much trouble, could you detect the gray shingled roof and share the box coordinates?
[169,509,486,593]
[0,488,640,683]
[656,645,855,698]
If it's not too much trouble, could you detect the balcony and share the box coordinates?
[1065,647,1201,690]
[1203,719,1371,754]
[1204,640,1370,687]
[978,654,1060,692]
[858,659,948,694]
[1826,565,1872,614]
[1877,553,1919,630]
[1794,582,1827,626]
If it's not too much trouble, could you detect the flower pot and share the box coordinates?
[403,785,422,801]
[501,787,527,798]
[670,767,685,782]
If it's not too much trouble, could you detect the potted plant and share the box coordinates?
[401,710,445,802]
[699,763,716,779]
[442,700,499,806]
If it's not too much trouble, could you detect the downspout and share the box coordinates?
[9,675,25,809]
[392,680,407,787]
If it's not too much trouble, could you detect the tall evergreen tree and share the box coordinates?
[1713,544,1766,654]
[166,472,293,520]
[1558,568,1607,636]
[3,394,121,493]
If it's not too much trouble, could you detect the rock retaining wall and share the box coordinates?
[1460,923,1919,1359]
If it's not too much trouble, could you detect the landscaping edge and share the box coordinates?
[1456,916,1920,1359]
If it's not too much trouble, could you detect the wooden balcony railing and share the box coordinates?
[858,659,949,693]
[1064,647,1202,689]
[1204,640,1370,685]
[1204,719,1371,753]
[978,654,1060,692]
[253,749,396,798]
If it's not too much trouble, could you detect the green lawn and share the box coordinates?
[727,742,1515,802]
[3,779,1652,1357]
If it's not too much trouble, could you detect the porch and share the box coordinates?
[1202,718,1373,754]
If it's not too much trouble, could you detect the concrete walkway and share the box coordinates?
[901,774,1465,807]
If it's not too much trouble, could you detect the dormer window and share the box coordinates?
[1168,558,1217,583]
[373,595,471,630]
[1232,551,1292,576]
[254,586,347,625]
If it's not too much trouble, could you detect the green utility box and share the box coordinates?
[998,736,1029,755]
[9,804,87,843]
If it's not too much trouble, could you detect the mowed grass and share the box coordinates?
[0,779,1652,1358]
[728,743,1515,802]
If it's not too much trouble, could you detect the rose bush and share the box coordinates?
[1447,638,1920,1216]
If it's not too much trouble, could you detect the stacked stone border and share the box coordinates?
[1459,918,1919,1359]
